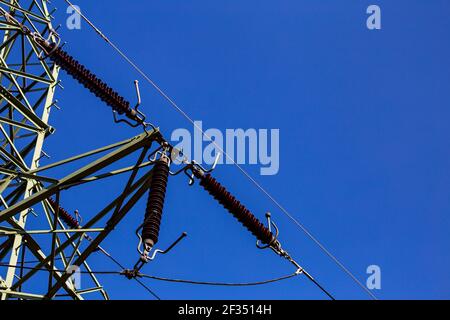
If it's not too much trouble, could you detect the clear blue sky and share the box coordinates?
[39,0,450,299]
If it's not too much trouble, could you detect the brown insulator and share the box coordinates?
[142,157,170,249]
[47,197,80,229]
[195,173,275,245]
[39,41,142,125]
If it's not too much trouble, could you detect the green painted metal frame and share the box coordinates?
[0,0,163,300]
[0,127,161,299]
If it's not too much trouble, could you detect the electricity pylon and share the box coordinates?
[0,0,333,302]
[0,0,160,300]
[0,0,65,299]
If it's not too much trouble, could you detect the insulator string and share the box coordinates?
[142,157,170,248]
[47,197,80,229]
[60,0,377,299]
[35,40,143,126]
[196,172,274,245]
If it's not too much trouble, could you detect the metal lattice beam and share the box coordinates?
[0,0,163,300]
[0,0,62,300]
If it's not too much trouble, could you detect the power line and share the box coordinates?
[0,254,162,300]
[0,263,119,274]
[301,271,335,300]
[62,0,376,300]
[94,246,161,300]
[1,243,161,299]
[138,272,299,287]
[134,278,161,300]
[0,263,308,289]
[20,257,63,264]
[139,270,335,300]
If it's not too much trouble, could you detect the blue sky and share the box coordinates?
[30,0,450,299]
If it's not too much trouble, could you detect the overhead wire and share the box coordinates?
[47,195,162,300]
[0,249,161,299]
[94,246,161,300]
[0,263,119,274]
[138,272,299,287]
[0,262,305,288]
[0,261,161,299]
[62,0,376,300]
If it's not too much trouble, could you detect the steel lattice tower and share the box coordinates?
[0,0,162,300]
[0,0,334,301]
[0,0,65,299]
